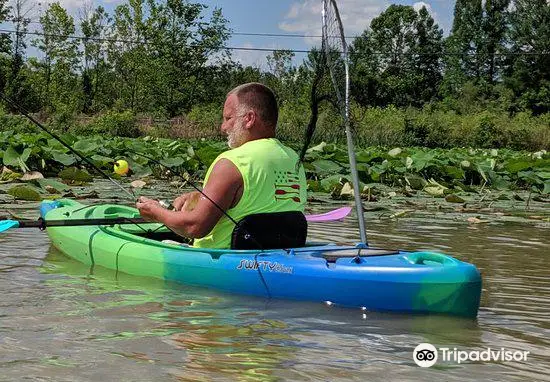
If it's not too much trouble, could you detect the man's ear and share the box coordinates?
[244,110,256,129]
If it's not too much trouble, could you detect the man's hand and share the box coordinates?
[136,196,164,221]
[173,191,201,211]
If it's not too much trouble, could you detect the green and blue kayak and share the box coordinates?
[40,199,482,317]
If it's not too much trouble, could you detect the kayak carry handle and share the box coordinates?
[404,252,458,266]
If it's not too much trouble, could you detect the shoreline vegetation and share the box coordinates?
[1,105,549,150]
[0,130,548,216]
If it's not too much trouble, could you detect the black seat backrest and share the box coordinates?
[231,211,308,250]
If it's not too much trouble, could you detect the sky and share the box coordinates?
[16,0,457,68]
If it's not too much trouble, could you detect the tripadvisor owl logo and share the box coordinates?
[413,343,438,367]
[412,343,530,367]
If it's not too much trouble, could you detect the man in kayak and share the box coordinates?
[136,82,307,248]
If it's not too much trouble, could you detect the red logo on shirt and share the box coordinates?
[274,170,301,203]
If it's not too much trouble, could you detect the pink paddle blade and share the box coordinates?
[305,206,352,222]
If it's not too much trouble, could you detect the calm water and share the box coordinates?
[0,202,549,381]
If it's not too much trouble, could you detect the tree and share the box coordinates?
[0,0,11,96]
[146,1,231,116]
[108,0,231,116]
[5,0,37,111]
[108,0,150,112]
[350,4,443,107]
[31,2,80,113]
[80,3,111,113]
[443,0,510,97]
[266,49,299,104]
[506,0,550,114]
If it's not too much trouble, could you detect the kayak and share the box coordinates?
[39,199,482,317]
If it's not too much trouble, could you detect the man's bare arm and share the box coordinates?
[137,159,243,238]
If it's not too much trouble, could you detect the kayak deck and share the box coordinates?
[40,199,482,317]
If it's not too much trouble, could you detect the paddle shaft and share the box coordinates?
[18,217,150,229]
[12,207,351,230]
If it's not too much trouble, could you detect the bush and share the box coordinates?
[0,109,37,133]
[49,104,77,132]
[187,103,222,135]
[87,110,140,137]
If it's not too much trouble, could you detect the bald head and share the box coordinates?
[228,83,278,130]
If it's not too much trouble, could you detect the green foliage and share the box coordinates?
[58,167,93,183]
[350,4,443,107]
[8,185,42,201]
[0,131,548,198]
[187,103,222,134]
[506,0,550,114]
[87,111,140,137]
[0,0,548,148]
[0,110,37,133]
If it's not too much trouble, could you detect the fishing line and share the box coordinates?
[0,93,136,201]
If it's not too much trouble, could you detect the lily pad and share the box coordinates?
[445,194,465,203]
[7,185,42,201]
[3,146,31,172]
[340,182,354,198]
[388,148,402,157]
[21,171,44,181]
[58,167,93,183]
[51,151,76,166]
[36,178,71,192]
[405,175,427,190]
[131,180,147,188]
[311,159,342,174]
[160,157,185,168]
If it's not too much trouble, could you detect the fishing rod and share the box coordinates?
[0,93,136,201]
[125,148,241,227]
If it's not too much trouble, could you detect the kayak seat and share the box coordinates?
[231,211,307,250]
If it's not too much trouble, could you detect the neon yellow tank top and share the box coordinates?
[193,138,307,249]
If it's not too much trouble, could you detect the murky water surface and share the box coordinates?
[0,189,549,381]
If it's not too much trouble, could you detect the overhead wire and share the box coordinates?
[0,28,548,56]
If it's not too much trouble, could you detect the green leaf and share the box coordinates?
[442,166,465,179]
[405,175,427,190]
[20,148,31,163]
[7,185,42,201]
[51,150,76,166]
[73,140,99,154]
[320,174,344,191]
[36,178,71,192]
[58,167,93,182]
[543,181,550,195]
[311,159,342,174]
[388,147,402,157]
[160,157,185,167]
[3,146,30,172]
[409,152,435,171]
[535,171,550,180]
[130,163,153,178]
[518,170,542,185]
[91,154,114,164]
[504,160,533,173]
[356,150,382,163]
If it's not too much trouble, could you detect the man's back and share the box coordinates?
[193,138,307,249]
